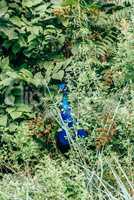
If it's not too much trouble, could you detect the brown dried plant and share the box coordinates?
[96,113,117,150]
[103,69,114,86]
[28,115,52,139]
[52,6,71,17]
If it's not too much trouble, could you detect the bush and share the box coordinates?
[0,0,134,199]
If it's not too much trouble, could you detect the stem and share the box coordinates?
[77,0,81,26]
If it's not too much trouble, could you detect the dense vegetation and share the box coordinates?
[0,0,134,199]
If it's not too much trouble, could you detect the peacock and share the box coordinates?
[56,83,88,153]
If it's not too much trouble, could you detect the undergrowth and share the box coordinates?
[0,0,134,199]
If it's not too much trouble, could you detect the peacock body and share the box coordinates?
[56,83,88,153]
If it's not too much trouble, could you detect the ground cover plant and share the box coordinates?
[0,0,134,199]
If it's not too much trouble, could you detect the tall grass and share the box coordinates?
[0,153,133,200]
[0,82,133,200]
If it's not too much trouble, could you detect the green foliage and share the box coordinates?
[0,0,134,199]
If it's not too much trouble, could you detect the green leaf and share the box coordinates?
[0,115,7,127]
[18,36,27,47]
[0,77,13,88]
[52,70,64,81]
[10,111,22,120]
[28,34,36,43]
[62,19,69,27]
[4,95,15,106]
[6,107,22,120]
[2,40,12,49]
[0,71,18,88]
[10,16,25,28]
[8,123,18,132]
[6,71,19,79]
[62,0,78,6]
[27,26,43,35]
[0,57,10,71]
[6,104,32,120]
[12,42,20,54]
[16,104,32,113]
[0,0,8,17]
[58,35,65,45]
[33,72,44,87]
[34,4,49,17]
[0,27,18,40]
[19,69,33,83]
[22,0,43,8]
